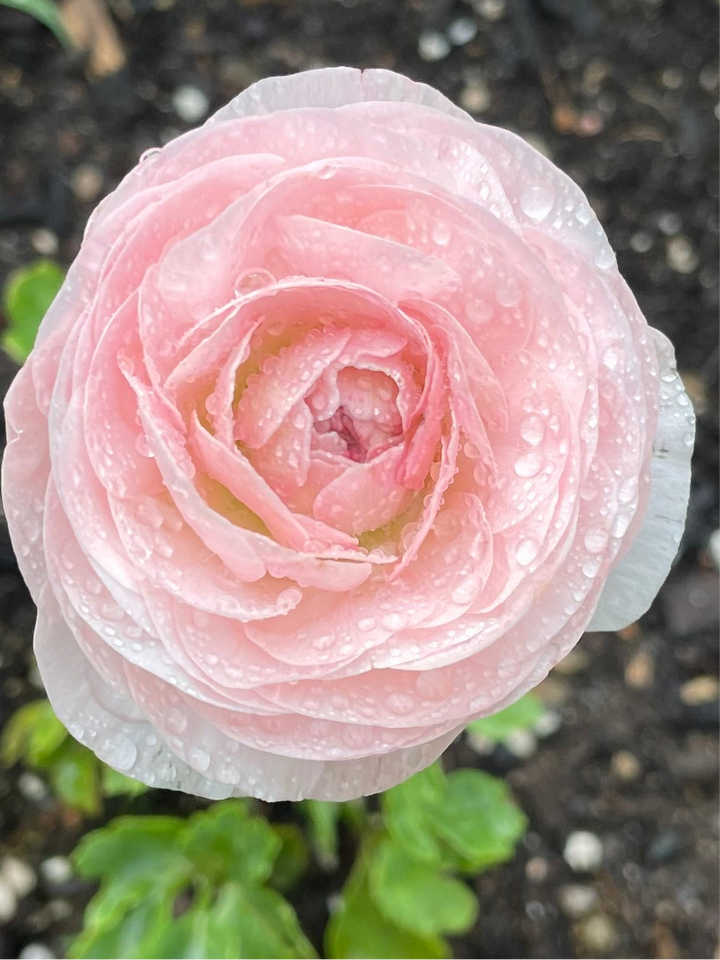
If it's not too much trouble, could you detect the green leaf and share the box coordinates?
[183,801,279,886]
[0,0,74,50]
[1,259,65,362]
[101,765,148,799]
[465,694,544,744]
[69,886,178,960]
[326,837,447,960]
[381,764,447,866]
[49,741,102,816]
[302,800,341,869]
[73,816,191,935]
[218,883,318,959]
[0,699,68,767]
[271,823,309,891]
[369,836,478,938]
[382,763,527,875]
[435,769,528,873]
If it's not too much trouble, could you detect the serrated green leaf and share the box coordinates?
[1,259,64,362]
[302,800,341,869]
[369,835,478,938]
[69,886,178,960]
[0,699,68,767]
[326,838,448,960]
[381,763,447,866]
[465,694,544,744]
[73,816,191,926]
[221,883,318,959]
[50,741,102,816]
[183,801,279,886]
[271,823,309,891]
[435,769,527,873]
[101,765,148,799]
[382,763,526,875]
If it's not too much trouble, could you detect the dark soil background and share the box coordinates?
[0,1,718,958]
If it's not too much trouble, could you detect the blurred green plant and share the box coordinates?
[68,802,316,960]
[325,763,527,959]
[61,763,526,960]
[465,692,545,746]
[301,799,366,871]
[0,0,73,50]
[1,258,65,363]
[1,698,146,815]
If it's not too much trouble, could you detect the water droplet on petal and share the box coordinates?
[516,538,539,566]
[514,452,543,478]
[584,527,609,554]
[234,268,275,297]
[520,415,546,446]
[431,222,451,246]
[520,183,555,221]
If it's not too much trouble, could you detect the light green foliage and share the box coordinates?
[301,799,366,870]
[326,763,527,958]
[1,259,65,362]
[465,693,545,745]
[68,803,316,960]
[383,763,527,874]
[0,0,73,49]
[1,698,146,814]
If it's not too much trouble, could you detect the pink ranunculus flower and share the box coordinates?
[3,68,694,801]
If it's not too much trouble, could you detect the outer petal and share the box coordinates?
[38,580,459,800]
[207,66,468,125]
[588,330,694,630]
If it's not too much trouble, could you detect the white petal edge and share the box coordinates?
[207,66,468,125]
[587,328,695,631]
[36,582,459,801]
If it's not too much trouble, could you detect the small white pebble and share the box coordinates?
[505,728,537,759]
[418,30,451,62]
[708,529,720,571]
[534,710,562,738]
[447,17,478,45]
[0,878,17,923]
[1,856,36,898]
[460,82,491,113]
[172,85,209,124]
[30,229,58,256]
[666,236,699,274]
[559,883,600,918]
[18,772,48,802]
[466,731,495,756]
[40,856,72,885]
[20,945,56,960]
[474,0,505,21]
[563,831,603,872]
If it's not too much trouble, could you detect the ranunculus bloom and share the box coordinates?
[3,68,694,801]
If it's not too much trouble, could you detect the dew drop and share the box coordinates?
[583,527,609,554]
[188,746,211,772]
[234,268,274,297]
[166,708,188,735]
[520,183,555,221]
[317,165,337,180]
[520,415,545,446]
[594,246,616,271]
[516,538,539,566]
[431,222,451,246]
[514,452,543,478]
[386,693,415,716]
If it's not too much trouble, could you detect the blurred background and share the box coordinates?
[0,1,718,958]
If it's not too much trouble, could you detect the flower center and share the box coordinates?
[306,367,403,464]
